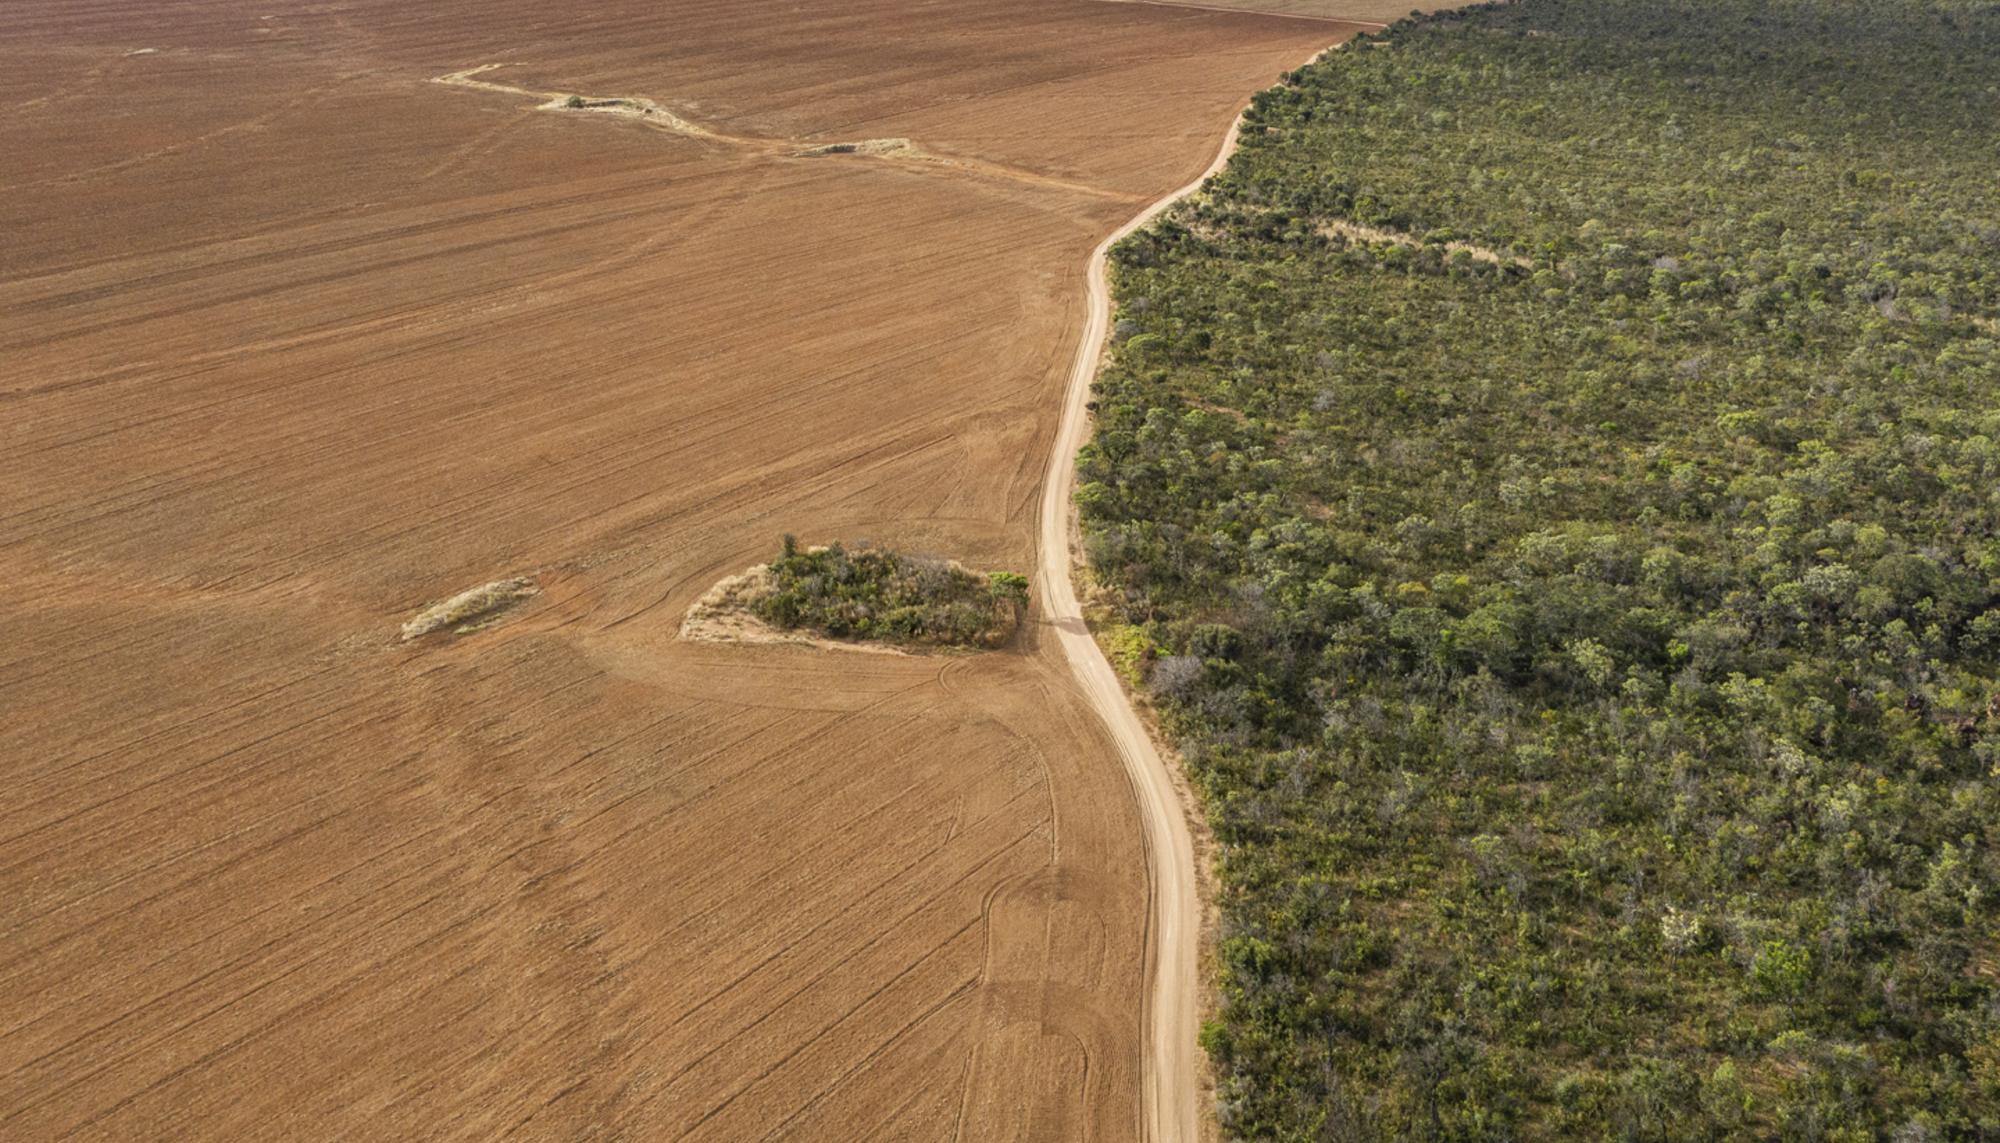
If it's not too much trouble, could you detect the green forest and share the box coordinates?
[1078,0,2000,1136]
[753,537,1027,647]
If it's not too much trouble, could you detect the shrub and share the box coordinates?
[751,539,1027,648]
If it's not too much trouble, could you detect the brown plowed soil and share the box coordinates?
[1085,0,1413,24]
[0,0,1350,1138]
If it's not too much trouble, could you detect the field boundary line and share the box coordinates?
[1033,35,1351,1143]
[1084,0,1389,28]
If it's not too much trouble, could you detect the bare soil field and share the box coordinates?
[1090,0,1418,24]
[0,0,1356,1138]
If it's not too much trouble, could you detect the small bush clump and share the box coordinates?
[753,535,1028,648]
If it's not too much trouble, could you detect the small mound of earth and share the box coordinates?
[539,93,711,137]
[554,96,645,112]
[794,138,917,159]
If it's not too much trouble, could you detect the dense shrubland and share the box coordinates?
[1081,0,2000,1136]
[753,536,1027,647]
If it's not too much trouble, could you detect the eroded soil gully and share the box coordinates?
[1036,36,1368,1143]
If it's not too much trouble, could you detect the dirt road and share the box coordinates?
[0,1,1353,1138]
[1035,38,1360,1141]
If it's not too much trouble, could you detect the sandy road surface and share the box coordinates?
[1038,136,1240,1143]
[0,0,1351,1138]
[1036,35,1367,1142]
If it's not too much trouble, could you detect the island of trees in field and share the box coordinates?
[1081,0,2000,1135]
[752,536,1028,648]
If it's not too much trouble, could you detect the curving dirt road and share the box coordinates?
[3,0,1370,1135]
[1035,34,1366,1143]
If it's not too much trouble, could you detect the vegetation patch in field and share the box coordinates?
[1084,0,2000,1136]
[400,576,538,641]
[683,537,1028,651]
[752,536,1026,648]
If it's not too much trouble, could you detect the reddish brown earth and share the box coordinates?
[1101,0,1417,21]
[0,1,1353,1138]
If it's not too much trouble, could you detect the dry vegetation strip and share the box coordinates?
[430,62,1135,202]
[399,576,538,640]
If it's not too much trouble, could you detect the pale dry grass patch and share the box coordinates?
[400,577,539,641]
[1315,217,1531,268]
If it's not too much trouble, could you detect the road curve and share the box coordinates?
[1033,34,1360,1143]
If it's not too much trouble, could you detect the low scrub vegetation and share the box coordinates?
[400,576,538,641]
[1084,0,2000,1136]
[753,536,1028,648]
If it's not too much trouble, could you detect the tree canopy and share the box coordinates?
[1082,0,2000,1135]
[754,538,1025,648]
